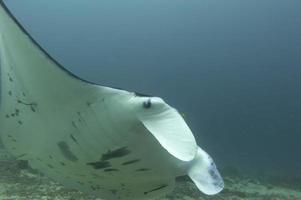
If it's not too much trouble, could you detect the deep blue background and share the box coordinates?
[4,0,301,176]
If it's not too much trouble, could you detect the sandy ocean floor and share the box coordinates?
[1,159,301,200]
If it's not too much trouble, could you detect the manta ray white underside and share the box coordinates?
[0,2,224,199]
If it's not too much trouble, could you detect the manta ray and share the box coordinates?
[0,2,224,199]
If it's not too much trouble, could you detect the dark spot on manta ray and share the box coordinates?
[30,105,36,112]
[110,189,117,194]
[87,160,111,169]
[101,146,130,161]
[104,168,119,172]
[5,114,9,118]
[136,168,151,172]
[77,112,82,117]
[8,76,13,82]
[71,121,77,129]
[144,184,168,195]
[8,90,12,96]
[17,100,38,112]
[47,164,54,169]
[70,134,79,144]
[77,181,84,186]
[59,162,66,166]
[49,155,53,159]
[122,159,141,165]
[17,99,33,106]
[18,120,23,125]
[15,109,20,116]
[209,167,220,181]
[76,112,86,124]
[143,99,152,109]
[91,185,102,191]
[57,141,78,162]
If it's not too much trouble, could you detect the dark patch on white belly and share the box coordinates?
[57,141,78,162]
[101,146,130,161]
[87,160,111,169]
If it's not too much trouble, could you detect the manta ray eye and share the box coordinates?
[143,99,152,109]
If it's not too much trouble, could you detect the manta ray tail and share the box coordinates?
[187,147,224,195]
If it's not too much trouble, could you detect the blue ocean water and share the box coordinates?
[4,0,301,178]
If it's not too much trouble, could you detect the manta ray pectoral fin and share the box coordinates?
[0,1,121,103]
[187,147,224,195]
[137,98,197,161]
